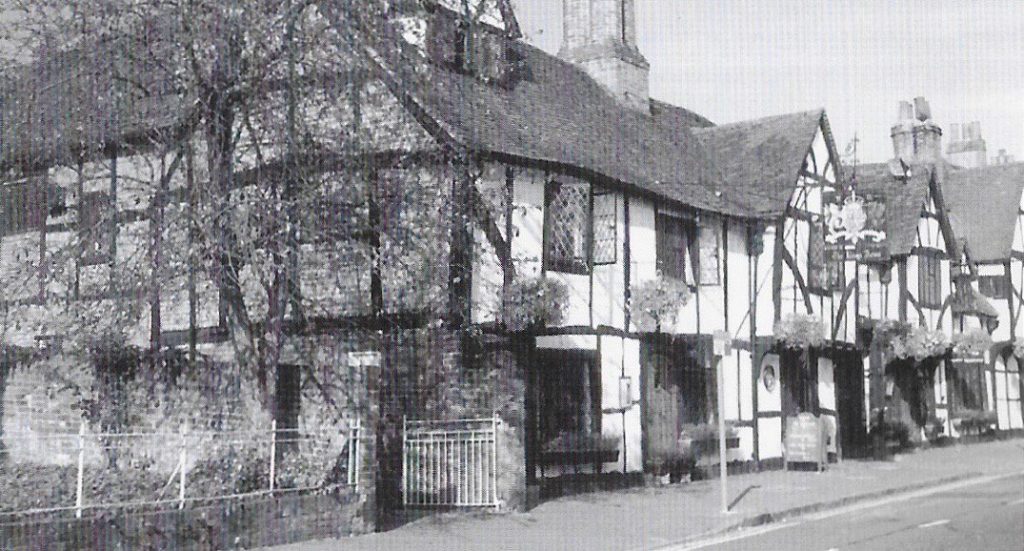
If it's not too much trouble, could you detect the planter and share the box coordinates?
[691,436,740,457]
[538,449,619,467]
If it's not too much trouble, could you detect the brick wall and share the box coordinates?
[0,489,370,551]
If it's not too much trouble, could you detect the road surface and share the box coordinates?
[678,474,1024,551]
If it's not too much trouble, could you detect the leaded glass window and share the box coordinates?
[592,191,617,265]
[544,180,591,274]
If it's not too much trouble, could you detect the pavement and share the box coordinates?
[265,439,1024,551]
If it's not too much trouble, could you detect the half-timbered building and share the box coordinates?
[944,163,1024,433]
[0,0,923,515]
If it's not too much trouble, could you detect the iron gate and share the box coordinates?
[402,416,499,509]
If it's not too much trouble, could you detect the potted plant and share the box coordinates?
[679,421,740,459]
[647,437,696,485]
[924,414,946,441]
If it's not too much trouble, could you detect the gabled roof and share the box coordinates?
[941,162,1024,263]
[692,110,826,217]
[853,162,932,257]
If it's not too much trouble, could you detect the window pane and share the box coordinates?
[544,181,590,274]
[592,192,617,265]
[655,213,690,282]
[698,221,719,285]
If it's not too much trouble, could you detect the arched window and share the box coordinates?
[994,354,1023,430]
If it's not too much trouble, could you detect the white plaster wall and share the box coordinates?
[757,353,783,459]
[818,357,838,454]
[726,224,752,339]
[753,226,777,336]
[598,335,642,473]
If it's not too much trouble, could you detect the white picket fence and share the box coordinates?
[402,416,499,509]
[0,420,361,517]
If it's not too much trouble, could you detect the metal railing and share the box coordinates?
[402,415,499,509]
[0,420,361,518]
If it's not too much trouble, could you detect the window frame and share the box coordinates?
[655,210,696,284]
[917,249,944,309]
[977,274,1009,300]
[543,179,593,275]
[697,218,721,286]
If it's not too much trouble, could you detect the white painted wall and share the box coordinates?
[757,353,783,459]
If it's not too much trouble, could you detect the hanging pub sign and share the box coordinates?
[825,188,888,262]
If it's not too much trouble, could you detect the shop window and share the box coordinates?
[543,180,591,274]
[79,192,113,266]
[917,251,943,308]
[978,275,1008,300]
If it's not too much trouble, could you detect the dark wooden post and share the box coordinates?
[869,335,887,460]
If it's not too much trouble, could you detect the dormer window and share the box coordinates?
[425,8,520,85]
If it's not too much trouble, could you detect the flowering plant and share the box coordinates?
[773,313,826,349]
[890,325,949,361]
[1014,337,1024,359]
[629,275,692,332]
[951,328,992,356]
[502,276,569,331]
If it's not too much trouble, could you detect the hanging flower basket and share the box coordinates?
[773,313,826,349]
[1014,337,1024,359]
[889,325,949,361]
[502,276,569,331]
[951,328,993,356]
[629,275,692,332]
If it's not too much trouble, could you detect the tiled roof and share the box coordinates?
[941,162,1024,263]
[0,33,183,171]
[853,162,932,257]
[2,13,827,222]
[692,110,826,217]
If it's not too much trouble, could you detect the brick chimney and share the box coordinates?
[890,97,942,164]
[559,0,650,112]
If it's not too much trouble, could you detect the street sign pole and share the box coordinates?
[712,331,732,514]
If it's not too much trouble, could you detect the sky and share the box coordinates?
[511,0,1024,164]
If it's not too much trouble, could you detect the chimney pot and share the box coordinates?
[914,97,931,122]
